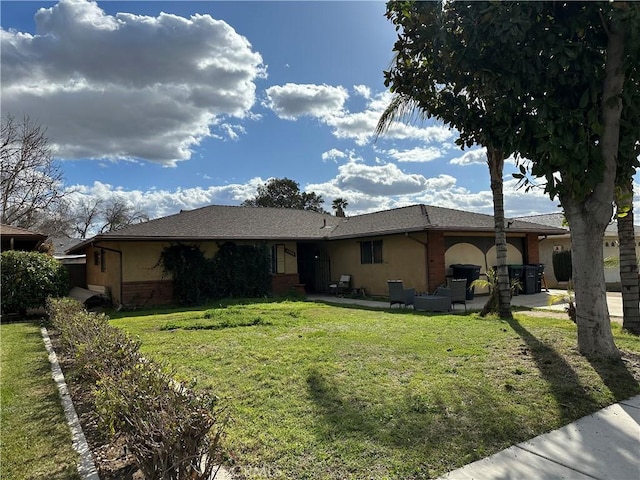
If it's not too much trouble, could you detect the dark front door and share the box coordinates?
[297,243,331,293]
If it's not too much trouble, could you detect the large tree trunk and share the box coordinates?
[559,24,625,359]
[617,182,640,334]
[486,146,512,319]
[563,201,619,358]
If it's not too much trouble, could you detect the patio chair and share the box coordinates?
[329,274,351,295]
[388,280,415,308]
[447,278,467,311]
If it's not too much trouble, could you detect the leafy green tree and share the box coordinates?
[378,2,525,319]
[1,250,68,313]
[383,1,640,357]
[332,198,348,217]
[242,178,325,212]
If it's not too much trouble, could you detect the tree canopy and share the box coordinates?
[1,115,66,228]
[382,1,640,357]
[242,178,325,212]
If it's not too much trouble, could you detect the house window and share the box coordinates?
[93,251,100,266]
[360,240,383,264]
[271,244,285,274]
[100,249,106,273]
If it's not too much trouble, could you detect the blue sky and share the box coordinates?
[1,0,568,220]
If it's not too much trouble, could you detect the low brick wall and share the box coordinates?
[271,274,302,296]
[122,280,173,307]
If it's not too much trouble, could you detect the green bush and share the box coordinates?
[158,242,271,305]
[1,250,68,313]
[552,250,572,282]
[47,298,142,381]
[210,242,271,299]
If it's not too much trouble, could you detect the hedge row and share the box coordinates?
[46,298,226,480]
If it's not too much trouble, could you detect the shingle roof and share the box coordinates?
[0,224,46,239]
[46,236,84,257]
[68,204,566,253]
[514,213,567,230]
[330,205,565,238]
[515,213,640,236]
[81,205,341,242]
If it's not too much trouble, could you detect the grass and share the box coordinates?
[0,320,80,479]
[109,301,640,480]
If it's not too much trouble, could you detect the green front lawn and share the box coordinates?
[0,321,80,479]
[110,301,640,480]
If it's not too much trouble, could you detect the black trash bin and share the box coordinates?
[535,264,545,293]
[523,265,538,294]
[507,265,524,295]
[450,264,481,300]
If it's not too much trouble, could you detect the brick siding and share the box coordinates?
[526,233,540,264]
[122,280,173,307]
[271,273,302,296]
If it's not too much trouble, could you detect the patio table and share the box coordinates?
[414,289,451,312]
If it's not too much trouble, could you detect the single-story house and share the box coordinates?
[516,213,640,288]
[46,236,87,289]
[0,224,46,251]
[67,204,566,307]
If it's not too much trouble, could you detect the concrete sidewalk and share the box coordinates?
[439,395,640,480]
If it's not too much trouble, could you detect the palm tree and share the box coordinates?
[376,94,513,319]
[332,198,348,217]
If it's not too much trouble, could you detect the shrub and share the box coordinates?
[552,250,572,282]
[95,362,225,480]
[46,298,226,479]
[47,298,141,381]
[1,250,68,313]
[158,242,271,305]
[157,244,212,306]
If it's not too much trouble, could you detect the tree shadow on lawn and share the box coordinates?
[504,318,639,421]
[585,351,640,401]
[305,367,529,476]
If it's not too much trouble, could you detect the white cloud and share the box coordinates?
[308,157,429,197]
[325,92,453,146]
[220,123,247,141]
[1,0,265,165]
[264,86,454,146]
[384,146,443,163]
[264,83,349,120]
[321,148,347,163]
[353,84,371,99]
[449,148,487,166]
[66,178,267,222]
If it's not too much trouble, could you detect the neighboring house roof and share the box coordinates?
[1,224,47,251]
[0,224,46,240]
[515,213,640,236]
[67,204,567,253]
[46,236,85,257]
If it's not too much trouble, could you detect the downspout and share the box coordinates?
[93,243,123,306]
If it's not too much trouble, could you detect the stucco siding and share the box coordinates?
[540,234,640,287]
[85,244,122,304]
[326,233,428,296]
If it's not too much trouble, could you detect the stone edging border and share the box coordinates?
[41,327,100,480]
